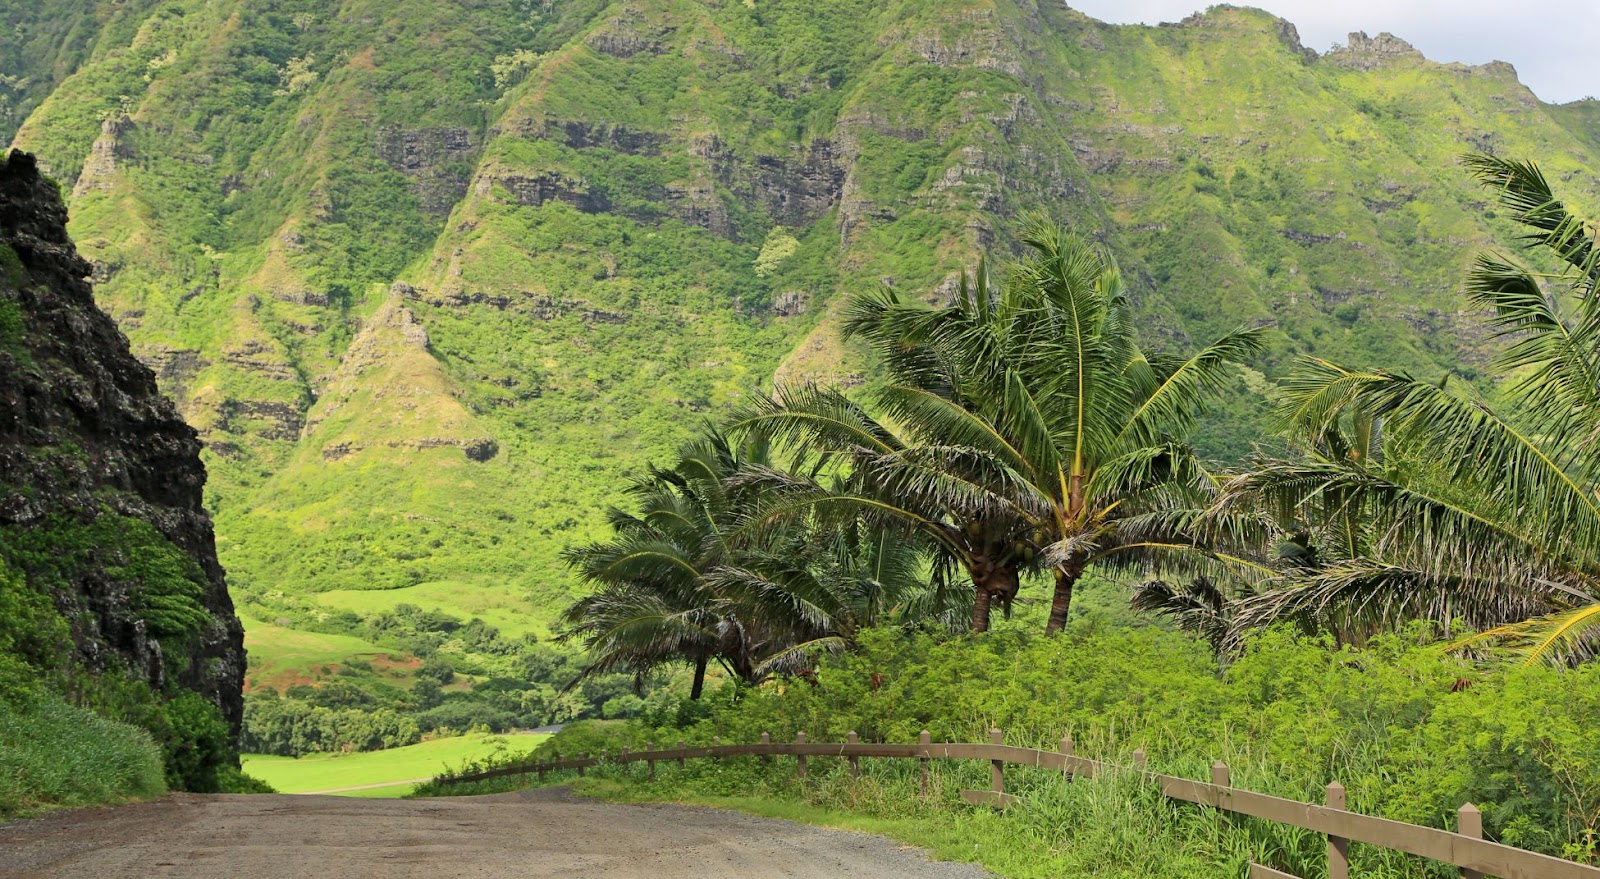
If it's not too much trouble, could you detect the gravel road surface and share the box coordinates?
[0,786,989,878]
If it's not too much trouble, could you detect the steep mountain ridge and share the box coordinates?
[0,148,244,736]
[7,1,1599,677]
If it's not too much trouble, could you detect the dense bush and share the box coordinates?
[415,701,520,736]
[152,690,235,793]
[0,535,248,795]
[699,622,1600,855]
[0,557,68,704]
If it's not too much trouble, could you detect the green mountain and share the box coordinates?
[8,1,1600,691]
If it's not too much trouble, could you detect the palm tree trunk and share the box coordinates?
[972,584,992,633]
[966,552,1012,633]
[1045,567,1079,635]
[689,654,708,700]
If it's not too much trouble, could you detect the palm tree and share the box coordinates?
[738,219,1266,633]
[561,429,761,698]
[1215,155,1600,664]
[706,517,948,674]
[1131,576,1235,653]
[563,427,954,694]
[731,381,1037,633]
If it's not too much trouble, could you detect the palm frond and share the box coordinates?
[1277,358,1600,548]
[1117,327,1268,448]
[1132,577,1234,651]
[1465,153,1599,283]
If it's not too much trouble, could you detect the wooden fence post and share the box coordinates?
[990,728,1005,796]
[676,740,686,769]
[1132,747,1147,773]
[1211,761,1230,788]
[1326,781,1349,879]
[761,732,771,764]
[919,731,931,795]
[796,732,807,780]
[577,753,586,777]
[847,731,860,779]
[646,743,655,780]
[1459,803,1484,879]
[1060,734,1074,779]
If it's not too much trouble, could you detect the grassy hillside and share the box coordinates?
[242,731,546,796]
[9,1,1600,727]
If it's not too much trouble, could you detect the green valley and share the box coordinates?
[7,0,1600,768]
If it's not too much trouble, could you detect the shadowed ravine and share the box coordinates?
[0,788,989,879]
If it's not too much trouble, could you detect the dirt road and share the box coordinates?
[0,787,989,878]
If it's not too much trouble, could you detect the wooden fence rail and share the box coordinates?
[436,731,1598,879]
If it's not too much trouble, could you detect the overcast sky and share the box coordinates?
[1066,1,1599,104]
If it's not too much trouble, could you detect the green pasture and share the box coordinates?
[243,732,548,796]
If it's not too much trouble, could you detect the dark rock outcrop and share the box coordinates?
[0,150,245,738]
[1274,19,1318,61]
[557,120,667,155]
[1326,32,1423,71]
[475,169,608,213]
[375,126,476,215]
[692,134,846,229]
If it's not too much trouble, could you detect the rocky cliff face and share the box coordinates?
[0,150,244,736]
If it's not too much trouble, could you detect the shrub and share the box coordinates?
[602,694,645,719]
[417,701,518,734]
[241,692,422,756]
[155,690,234,793]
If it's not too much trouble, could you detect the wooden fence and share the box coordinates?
[437,730,1599,879]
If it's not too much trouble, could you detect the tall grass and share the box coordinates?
[0,696,166,818]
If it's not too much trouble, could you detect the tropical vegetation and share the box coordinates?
[538,154,1600,876]
[566,153,1600,686]
[731,221,1264,635]
[9,0,1600,840]
[563,427,958,695]
[425,617,1600,876]
[0,695,167,819]
[1146,154,1600,665]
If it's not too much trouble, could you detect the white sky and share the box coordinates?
[1065,1,1600,104]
